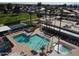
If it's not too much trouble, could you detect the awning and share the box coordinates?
[8,23,27,30]
[42,24,79,38]
[73,10,79,14]
[0,26,11,32]
[63,9,71,13]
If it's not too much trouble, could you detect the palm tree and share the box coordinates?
[69,4,73,8]
[0,4,8,14]
[44,5,49,53]
[49,8,52,24]
[73,4,77,9]
[28,11,32,25]
[36,2,42,20]
[57,7,63,54]
[44,5,48,24]
[53,6,58,26]
[48,8,53,52]
[7,3,12,13]
[40,46,46,56]
[26,5,33,26]
[48,7,57,53]
[45,6,54,53]
[63,4,67,9]
[13,5,20,15]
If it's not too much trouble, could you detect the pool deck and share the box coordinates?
[6,31,32,56]
[6,28,79,56]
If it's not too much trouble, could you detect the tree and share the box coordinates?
[29,11,32,25]
[73,5,77,9]
[36,2,42,19]
[69,4,73,8]
[37,2,42,9]
[7,3,12,13]
[0,4,5,11]
[57,7,63,54]
[63,4,67,8]
[0,4,7,13]
[40,46,46,56]
[49,8,52,23]
[44,5,47,23]
[3,9,8,14]
[36,12,43,18]
[13,5,20,14]
[27,5,35,25]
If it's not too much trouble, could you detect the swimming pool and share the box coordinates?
[54,44,71,55]
[13,33,29,43]
[13,33,49,51]
[26,34,49,51]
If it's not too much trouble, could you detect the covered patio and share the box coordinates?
[8,23,27,30]
[0,26,11,33]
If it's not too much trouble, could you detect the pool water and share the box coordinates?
[27,34,49,51]
[13,33,29,43]
[54,44,71,55]
[13,34,49,51]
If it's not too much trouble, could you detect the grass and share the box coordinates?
[0,12,37,24]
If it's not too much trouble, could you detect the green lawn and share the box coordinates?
[0,12,37,24]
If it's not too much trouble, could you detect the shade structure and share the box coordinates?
[73,10,79,14]
[63,9,71,13]
[41,24,79,39]
[0,26,11,32]
[8,23,27,30]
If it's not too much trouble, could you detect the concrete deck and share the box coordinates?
[6,28,79,56]
[6,31,32,56]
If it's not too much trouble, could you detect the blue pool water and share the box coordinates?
[13,34,49,51]
[13,33,29,43]
[27,34,49,51]
[54,44,71,55]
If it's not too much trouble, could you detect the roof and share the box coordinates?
[73,10,79,14]
[0,26,11,32]
[63,9,71,13]
[8,23,27,30]
[68,14,75,16]
[42,24,79,39]
[40,8,45,11]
